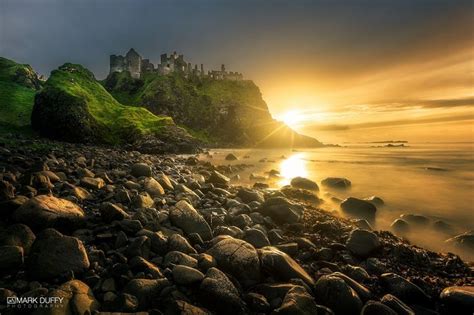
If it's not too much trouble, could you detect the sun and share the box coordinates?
[281,110,303,127]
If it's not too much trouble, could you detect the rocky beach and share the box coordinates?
[0,137,472,315]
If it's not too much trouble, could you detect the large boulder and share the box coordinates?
[346,229,381,258]
[314,274,363,315]
[440,286,474,314]
[199,267,246,314]
[259,197,304,224]
[290,177,319,191]
[170,200,213,240]
[27,229,90,280]
[13,195,85,230]
[259,246,315,286]
[340,197,377,221]
[207,237,260,285]
[33,280,99,315]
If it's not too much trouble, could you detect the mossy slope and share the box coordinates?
[0,57,42,134]
[32,63,177,144]
[104,71,323,147]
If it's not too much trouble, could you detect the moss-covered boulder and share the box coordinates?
[32,63,198,152]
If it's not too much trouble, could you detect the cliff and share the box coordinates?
[31,63,198,152]
[104,71,323,147]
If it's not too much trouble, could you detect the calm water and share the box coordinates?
[199,143,474,259]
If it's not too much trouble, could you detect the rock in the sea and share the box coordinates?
[0,223,36,254]
[400,214,430,226]
[290,177,319,191]
[364,196,384,207]
[445,231,474,253]
[321,177,351,189]
[35,280,99,315]
[380,273,431,305]
[273,285,319,314]
[170,200,213,240]
[172,264,205,285]
[13,195,85,230]
[361,300,398,315]
[208,170,230,186]
[207,237,260,285]
[27,229,90,280]
[131,163,152,177]
[199,267,246,314]
[440,286,474,314]
[390,219,410,235]
[314,274,363,315]
[346,229,380,258]
[259,197,304,224]
[340,197,377,221]
[143,176,165,197]
[225,153,238,161]
[123,278,170,310]
[0,246,24,273]
[259,246,315,286]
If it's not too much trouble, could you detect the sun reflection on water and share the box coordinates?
[279,153,308,186]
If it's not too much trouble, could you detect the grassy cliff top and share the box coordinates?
[39,63,173,143]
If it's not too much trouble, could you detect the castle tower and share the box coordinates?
[221,64,225,72]
[200,64,204,76]
[125,48,142,79]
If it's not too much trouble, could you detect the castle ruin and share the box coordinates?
[109,48,243,80]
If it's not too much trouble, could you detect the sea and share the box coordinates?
[198,143,474,261]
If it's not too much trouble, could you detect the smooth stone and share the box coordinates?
[27,229,90,280]
[244,228,271,248]
[259,197,304,224]
[13,195,85,230]
[330,272,372,301]
[168,233,197,254]
[100,202,130,223]
[364,196,385,207]
[132,192,154,208]
[390,219,410,235]
[321,177,351,189]
[131,163,152,177]
[199,267,246,314]
[225,153,238,160]
[361,300,398,315]
[381,294,415,315]
[380,273,431,305]
[259,246,315,286]
[400,214,430,226]
[0,223,36,254]
[237,188,264,203]
[314,274,363,315]
[440,286,474,313]
[157,174,174,190]
[144,177,165,197]
[207,237,261,285]
[340,197,377,221]
[80,177,105,189]
[172,265,205,285]
[445,231,474,252]
[208,170,230,186]
[170,200,213,240]
[290,177,319,191]
[273,285,319,314]
[163,251,198,268]
[346,229,380,258]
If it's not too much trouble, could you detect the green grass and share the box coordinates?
[43,64,173,143]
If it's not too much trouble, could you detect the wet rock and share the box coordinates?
[170,200,213,240]
[440,286,474,314]
[259,197,304,224]
[13,195,85,230]
[208,170,230,186]
[400,214,430,226]
[199,267,246,314]
[364,196,385,207]
[131,163,152,177]
[0,223,36,254]
[322,177,351,189]
[244,228,271,248]
[172,264,205,285]
[144,177,165,197]
[225,153,238,161]
[27,229,89,280]
[273,285,319,314]
[80,176,105,189]
[445,231,474,252]
[290,177,319,191]
[314,274,363,315]
[361,300,398,315]
[340,197,377,221]
[0,246,24,273]
[100,202,130,223]
[432,220,455,235]
[380,273,431,305]
[390,219,410,235]
[123,278,170,310]
[346,229,380,258]
[207,237,260,285]
[259,246,315,286]
[237,188,265,203]
[380,294,415,315]
[37,280,99,315]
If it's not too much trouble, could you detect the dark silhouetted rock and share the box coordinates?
[346,229,380,258]
[259,197,304,224]
[290,177,319,191]
[340,198,377,221]
[322,177,351,189]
